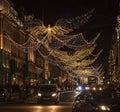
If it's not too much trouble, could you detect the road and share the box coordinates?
[0,91,80,112]
[0,103,72,112]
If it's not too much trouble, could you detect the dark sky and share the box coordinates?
[11,0,119,66]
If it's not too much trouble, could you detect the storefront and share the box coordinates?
[28,62,43,86]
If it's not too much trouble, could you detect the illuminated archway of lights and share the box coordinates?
[4,8,104,78]
[25,9,96,49]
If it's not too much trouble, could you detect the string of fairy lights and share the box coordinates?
[4,8,104,79]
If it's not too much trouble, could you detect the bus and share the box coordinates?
[88,76,98,85]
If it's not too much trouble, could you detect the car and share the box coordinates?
[90,85,103,91]
[37,84,60,104]
[0,88,10,102]
[72,88,120,112]
[75,84,90,91]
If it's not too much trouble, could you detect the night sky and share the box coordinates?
[11,0,119,67]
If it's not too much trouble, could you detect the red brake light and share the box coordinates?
[2,93,5,96]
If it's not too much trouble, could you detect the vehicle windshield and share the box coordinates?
[76,88,120,105]
[87,89,120,104]
[92,89,117,99]
[39,85,56,92]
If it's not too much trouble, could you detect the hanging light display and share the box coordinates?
[4,8,104,78]
[25,9,95,46]
[55,9,95,29]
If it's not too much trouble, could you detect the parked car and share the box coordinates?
[0,88,10,102]
[37,84,60,104]
[72,88,120,112]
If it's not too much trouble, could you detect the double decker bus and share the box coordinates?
[88,76,98,85]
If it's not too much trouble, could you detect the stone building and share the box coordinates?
[0,0,44,89]
[109,3,120,84]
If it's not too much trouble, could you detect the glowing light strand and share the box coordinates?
[56,9,95,29]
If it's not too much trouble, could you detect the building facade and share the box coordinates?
[109,3,120,84]
[0,0,44,90]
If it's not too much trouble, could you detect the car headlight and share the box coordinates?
[99,105,110,111]
[98,87,103,91]
[76,100,80,103]
[52,93,57,97]
[92,87,96,91]
[85,86,90,90]
[76,86,82,91]
[37,93,42,96]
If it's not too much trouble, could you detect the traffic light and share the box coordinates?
[107,80,110,85]
[47,79,52,84]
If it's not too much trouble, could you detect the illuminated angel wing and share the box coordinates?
[23,18,43,30]
[49,25,73,35]
[26,20,46,35]
[56,9,95,29]
[26,9,94,36]
[27,22,73,36]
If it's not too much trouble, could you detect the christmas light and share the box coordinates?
[2,8,104,78]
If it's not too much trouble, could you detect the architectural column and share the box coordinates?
[0,15,3,49]
[44,59,49,80]
[116,14,120,84]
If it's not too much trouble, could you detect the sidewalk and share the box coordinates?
[9,92,24,103]
[9,93,37,104]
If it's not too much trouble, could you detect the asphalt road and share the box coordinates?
[0,91,80,112]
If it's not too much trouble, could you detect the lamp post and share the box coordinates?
[116,15,120,84]
[44,59,49,82]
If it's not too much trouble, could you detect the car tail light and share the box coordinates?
[2,93,6,96]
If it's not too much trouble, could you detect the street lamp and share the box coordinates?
[116,15,120,84]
